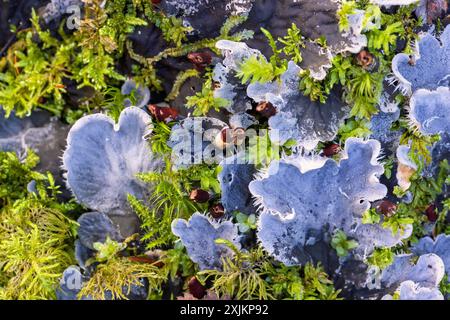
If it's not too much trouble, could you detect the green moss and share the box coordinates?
[362,208,381,225]
[367,248,395,270]
[0,11,73,118]
[237,55,279,84]
[0,223,74,300]
[337,118,372,141]
[0,197,77,300]
[299,70,328,103]
[279,23,306,64]
[139,0,192,47]
[186,70,230,115]
[337,1,357,32]
[0,1,148,120]
[0,149,81,300]
[198,246,341,300]
[128,14,253,92]
[331,230,359,257]
[399,127,440,167]
[149,120,173,155]
[162,241,197,281]
[78,256,166,300]
[367,22,404,55]
[130,158,221,249]
[0,149,44,204]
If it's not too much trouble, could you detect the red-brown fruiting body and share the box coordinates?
[256,101,277,118]
[376,200,397,217]
[147,104,179,122]
[189,189,210,203]
[128,256,155,264]
[232,127,246,146]
[220,127,233,144]
[322,143,341,157]
[188,276,206,299]
[209,203,225,219]
[356,50,375,69]
[425,204,438,222]
[218,127,246,146]
[187,52,212,70]
[151,0,161,4]
[213,81,221,90]
[426,0,448,24]
[128,256,164,268]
